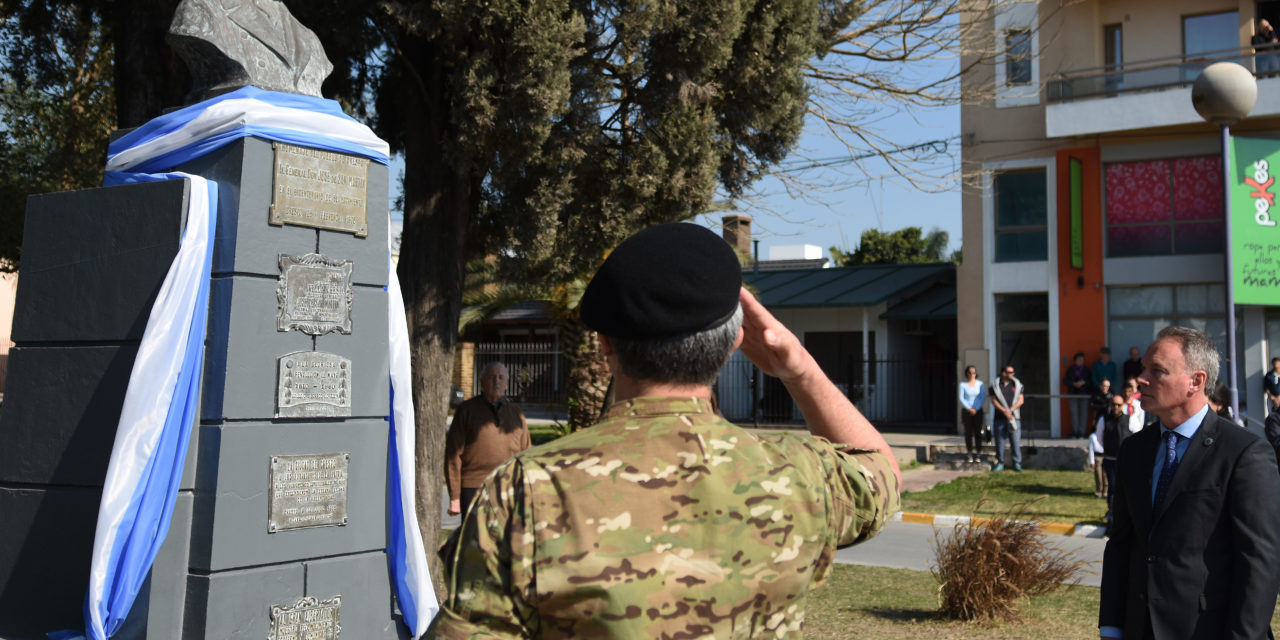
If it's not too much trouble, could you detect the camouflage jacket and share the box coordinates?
[430,396,901,639]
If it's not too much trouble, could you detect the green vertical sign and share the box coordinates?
[1069,158,1083,270]
[1230,137,1280,305]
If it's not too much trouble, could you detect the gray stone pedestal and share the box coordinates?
[0,137,408,639]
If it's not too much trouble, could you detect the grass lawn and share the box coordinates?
[902,469,1107,525]
[804,564,1280,639]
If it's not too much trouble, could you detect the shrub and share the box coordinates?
[931,497,1085,621]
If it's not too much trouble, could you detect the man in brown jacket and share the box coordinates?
[445,362,530,516]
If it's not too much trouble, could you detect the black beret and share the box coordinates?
[581,223,742,339]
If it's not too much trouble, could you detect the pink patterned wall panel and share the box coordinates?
[1106,160,1170,224]
[1171,156,1222,220]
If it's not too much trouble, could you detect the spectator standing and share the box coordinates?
[1265,357,1280,414]
[444,362,531,518]
[1208,381,1249,429]
[989,365,1024,472]
[1091,346,1118,392]
[1088,428,1106,498]
[1119,377,1145,434]
[1062,352,1090,438]
[1088,378,1115,434]
[958,365,986,463]
[1095,394,1129,511]
[1121,346,1143,383]
[1254,19,1280,74]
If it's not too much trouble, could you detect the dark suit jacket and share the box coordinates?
[1099,410,1280,639]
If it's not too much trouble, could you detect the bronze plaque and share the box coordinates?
[268,453,349,533]
[277,253,353,335]
[276,351,351,418]
[268,595,342,640]
[270,142,369,237]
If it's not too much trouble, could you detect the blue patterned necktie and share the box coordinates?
[1153,430,1181,511]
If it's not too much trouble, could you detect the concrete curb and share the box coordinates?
[893,511,1107,538]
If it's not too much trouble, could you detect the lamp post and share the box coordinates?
[1191,62,1257,421]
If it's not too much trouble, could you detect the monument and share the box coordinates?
[0,4,433,639]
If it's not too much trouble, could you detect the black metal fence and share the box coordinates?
[715,353,956,429]
[473,342,568,407]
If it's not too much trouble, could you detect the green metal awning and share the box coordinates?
[743,263,954,309]
[879,284,956,320]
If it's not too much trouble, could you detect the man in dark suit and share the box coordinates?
[1099,326,1280,639]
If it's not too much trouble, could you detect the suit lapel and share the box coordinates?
[1130,424,1160,536]
[1152,412,1221,524]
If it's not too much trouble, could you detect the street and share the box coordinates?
[836,519,1106,587]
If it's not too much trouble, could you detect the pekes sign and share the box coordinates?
[1230,137,1280,304]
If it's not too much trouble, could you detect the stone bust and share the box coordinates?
[167,0,333,101]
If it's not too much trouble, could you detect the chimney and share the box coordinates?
[722,214,752,254]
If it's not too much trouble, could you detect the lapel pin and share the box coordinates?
[1204,437,1214,446]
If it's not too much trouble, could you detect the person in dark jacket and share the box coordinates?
[1063,352,1090,438]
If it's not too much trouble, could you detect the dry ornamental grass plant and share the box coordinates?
[931,497,1086,621]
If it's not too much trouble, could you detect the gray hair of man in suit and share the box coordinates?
[1153,326,1219,392]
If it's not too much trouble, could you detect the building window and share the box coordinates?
[1104,156,1223,258]
[1184,11,1240,59]
[994,169,1048,262]
[1108,284,1236,384]
[1006,29,1032,85]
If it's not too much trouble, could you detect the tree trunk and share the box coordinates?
[109,0,189,127]
[394,31,472,600]
[562,315,609,431]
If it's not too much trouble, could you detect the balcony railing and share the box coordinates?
[1047,45,1278,103]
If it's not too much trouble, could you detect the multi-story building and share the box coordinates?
[959,0,1280,436]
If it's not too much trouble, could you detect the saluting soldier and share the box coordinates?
[430,223,901,638]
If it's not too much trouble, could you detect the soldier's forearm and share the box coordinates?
[782,361,901,483]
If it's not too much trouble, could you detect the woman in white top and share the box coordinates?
[958,365,986,463]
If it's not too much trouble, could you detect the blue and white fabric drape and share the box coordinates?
[65,86,435,640]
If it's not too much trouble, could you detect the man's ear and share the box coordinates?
[1190,370,1208,396]
[733,326,744,351]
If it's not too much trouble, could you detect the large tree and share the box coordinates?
[2,0,1014,592]
[830,225,955,266]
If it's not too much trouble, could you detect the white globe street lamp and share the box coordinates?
[1192,61,1257,421]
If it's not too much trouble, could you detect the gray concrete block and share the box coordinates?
[13,180,186,343]
[316,159,389,287]
[305,551,406,640]
[184,561,303,640]
[189,420,389,571]
[0,486,99,636]
[315,285,389,419]
[0,345,201,490]
[202,275,313,421]
[175,137,318,277]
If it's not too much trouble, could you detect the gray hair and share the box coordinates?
[1156,326,1219,392]
[480,362,507,379]
[611,304,743,387]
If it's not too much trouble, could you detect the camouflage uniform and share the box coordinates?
[430,396,900,638]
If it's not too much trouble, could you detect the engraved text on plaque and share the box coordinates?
[277,351,352,418]
[277,253,353,335]
[268,595,342,640]
[269,454,349,532]
[270,142,369,236]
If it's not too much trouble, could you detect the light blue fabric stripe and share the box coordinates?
[117,124,388,175]
[107,86,366,157]
[90,174,216,638]
[386,399,419,630]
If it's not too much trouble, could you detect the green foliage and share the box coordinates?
[830,226,955,267]
[0,3,116,272]
[902,469,1105,526]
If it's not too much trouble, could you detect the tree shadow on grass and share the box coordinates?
[1000,483,1093,498]
[863,607,947,622]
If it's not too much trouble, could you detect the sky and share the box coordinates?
[388,81,964,265]
[701,104,963,263]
